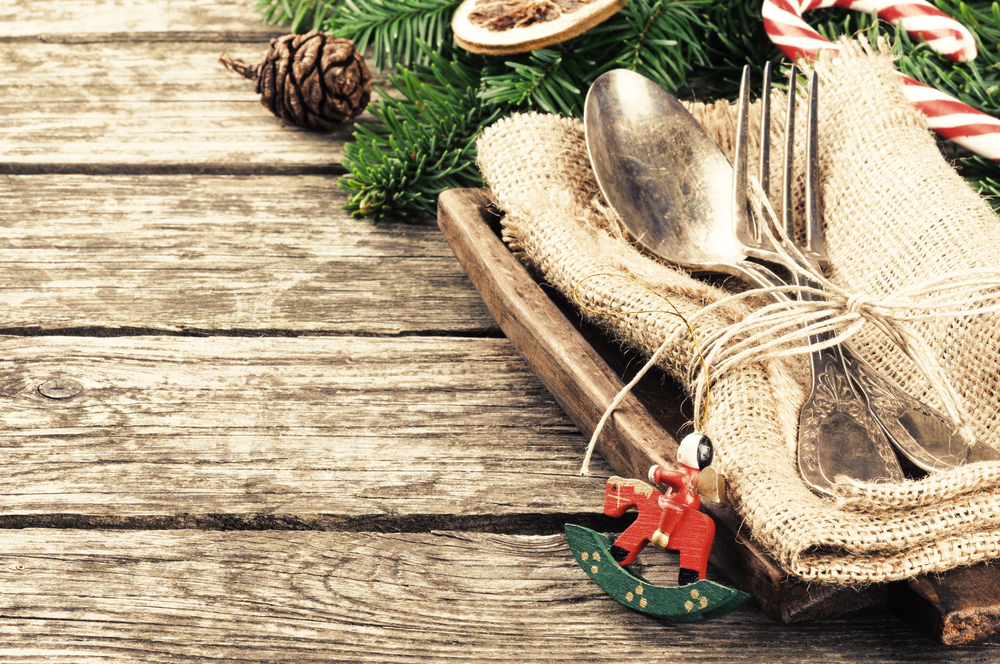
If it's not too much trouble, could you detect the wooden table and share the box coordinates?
[2,1,999,660]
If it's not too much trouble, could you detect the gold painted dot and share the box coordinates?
[690,589,700,599]
[593,552,601,562]
[684,600,694,612]
[581,551,589,561]
[700,596,708,608]
[625,592,634,602]
[635,585,643,596]
[639,597,647,608]
[591,565,599,574]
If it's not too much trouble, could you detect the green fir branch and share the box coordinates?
[605,0,710,92]
[807,3,1000,207]
[339,45,505,221]
[695,0,783,97]
[896,11,1000,116]
[478,47,596,117]
[326,0,462,71]
[337,0,716,220]
[945,0,1000,46]
[957,154,1000,212]
[478,0,711,118]
[256,0,461,68]
[254,0,336,32]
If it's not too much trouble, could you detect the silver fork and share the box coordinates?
[737,64,1000,487]
[733,64,903,495]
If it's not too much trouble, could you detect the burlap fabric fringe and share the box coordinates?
[476,37,1000,584]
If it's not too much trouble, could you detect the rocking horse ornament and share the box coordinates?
[565,433,751,621]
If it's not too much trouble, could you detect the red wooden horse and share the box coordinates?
[602,434,717,586]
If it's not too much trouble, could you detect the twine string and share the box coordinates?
[572,274,710,476]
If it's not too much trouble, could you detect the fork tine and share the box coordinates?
[732,65,752,242]
[804,71,827,269]
[759,61,772,200]
[782,64,798,247]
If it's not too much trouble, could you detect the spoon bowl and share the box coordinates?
[584,69,745,272]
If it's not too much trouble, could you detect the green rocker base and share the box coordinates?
[565,524,751,622]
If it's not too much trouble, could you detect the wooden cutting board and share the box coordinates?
[438,187,1000,645]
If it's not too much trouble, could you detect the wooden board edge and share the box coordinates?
[889,563,1000,645]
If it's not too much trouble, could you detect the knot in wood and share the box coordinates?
[38,377,84,400]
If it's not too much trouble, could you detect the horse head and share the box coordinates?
[603,476,655,517]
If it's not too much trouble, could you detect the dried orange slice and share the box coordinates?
[452,0,626,55]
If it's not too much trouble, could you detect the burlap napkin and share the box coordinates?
[476,36,1000,583]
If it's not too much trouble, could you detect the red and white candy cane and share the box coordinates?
[763,0,1000,162]
[763,0,976,62]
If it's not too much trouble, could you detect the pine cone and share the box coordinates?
[220,31,372,131]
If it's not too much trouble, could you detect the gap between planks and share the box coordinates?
[0,40,392,170]
[1,31,284,44]
[5,0,274,38]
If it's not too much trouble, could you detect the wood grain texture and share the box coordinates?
[437,190,678,477]
[0,175,492,334]
[4,0,270,37]
[4,0,1000,656]
[890,563,1000,646]
[0,41,388,170]
[0,529,991,663]
[0,334,618,520]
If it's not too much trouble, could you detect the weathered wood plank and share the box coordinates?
[0,175,492,334]
[0,529,992,662]
[0,41,389,169]
[0,335,617,520]
[4,0,271,37]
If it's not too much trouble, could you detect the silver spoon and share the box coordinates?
[582,69,782,292]
[583,68,903,495]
